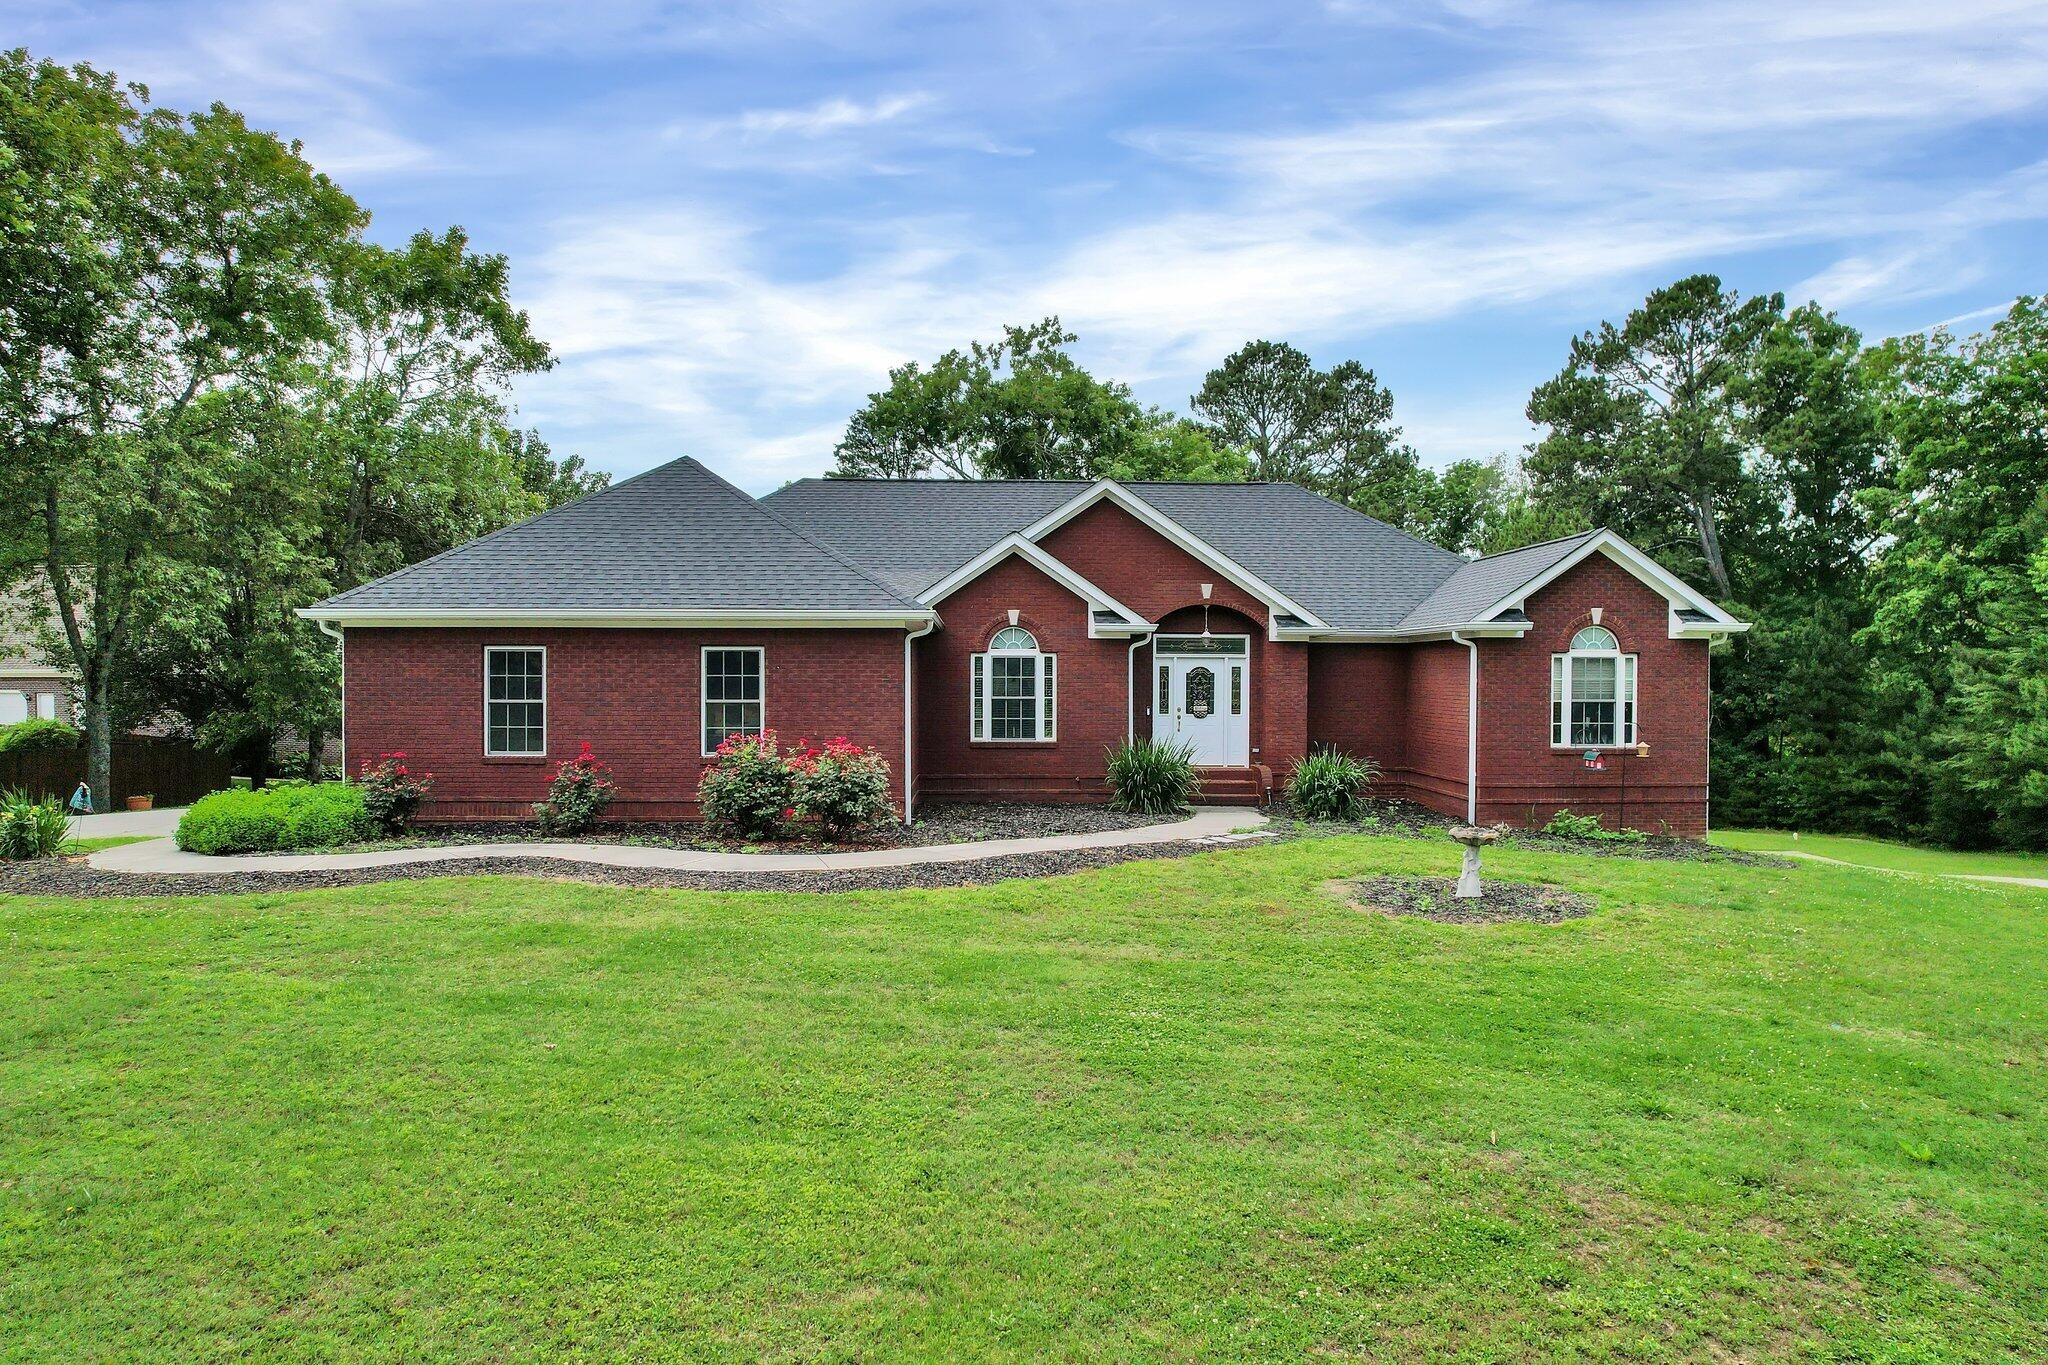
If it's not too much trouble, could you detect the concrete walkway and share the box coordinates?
[71,805,187,837]
[87,807,1272,876]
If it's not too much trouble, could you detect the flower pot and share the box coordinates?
[125,795,153,812]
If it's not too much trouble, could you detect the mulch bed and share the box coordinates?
[1328,875,1595,925]
[339,801,1174,855]
[1272,798,1791,868]
[0,837,1222,901]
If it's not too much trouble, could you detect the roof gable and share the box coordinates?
[306,457,929,622]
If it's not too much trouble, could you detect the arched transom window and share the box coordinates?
[1551,625,1636,748]
[972,627,1057,741]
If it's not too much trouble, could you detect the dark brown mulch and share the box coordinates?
[1270,798,1791,868]
[349,801,1173,855]
[1328,874,1594,925]
[0,839,1223,901]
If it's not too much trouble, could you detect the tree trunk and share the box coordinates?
[302,726,327,781]
[1693,490,1734,600]
[82,671,113,808]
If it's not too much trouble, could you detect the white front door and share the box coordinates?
[1151,639,1250,765]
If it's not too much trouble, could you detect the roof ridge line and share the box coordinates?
[1277,481,1469,566]
[694,460,931,612]
[1467,527,1603,561]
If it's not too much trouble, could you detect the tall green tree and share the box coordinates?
[1189,340,1427,521]
[0,51,363,797]
[1525,275,1782,598]
[124,230,579,778]
[1859,295,2048,845]
[833,318,1242,482]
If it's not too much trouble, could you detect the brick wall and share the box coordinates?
[1307,644,1411,786]
[344,626,908,822]
[1039,500,1310,772]
[915,552,1133,802]
[1475,555,1711,837]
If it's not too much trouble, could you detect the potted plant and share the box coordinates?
[125,792,154,812]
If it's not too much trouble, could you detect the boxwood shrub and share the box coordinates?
[175,783,374,855]
[0,717,80,753]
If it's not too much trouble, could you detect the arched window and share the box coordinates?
[972,627,1057,741]
[1552,624,1636,748]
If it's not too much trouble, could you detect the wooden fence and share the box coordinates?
[0,736,235,809]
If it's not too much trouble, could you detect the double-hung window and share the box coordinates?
[485,647,546,756]
[1551,626,1636,748]
[702,647,765,754]
[971,627,1056,742]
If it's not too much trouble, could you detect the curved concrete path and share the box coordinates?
[1775,848,2048,890]
[86,807,1272,876]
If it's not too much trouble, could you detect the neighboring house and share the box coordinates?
[0,593,73,726]
[299,457,1748,834]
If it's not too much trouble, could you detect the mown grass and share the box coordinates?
[56,834,156,856]
[2,838,2044,1360]
[1713,828,2048,883]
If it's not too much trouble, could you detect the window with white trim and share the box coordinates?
[1551,625,1636,748]
[484,647,546,755]
[702,647,765,754]
[971,627,1056,741]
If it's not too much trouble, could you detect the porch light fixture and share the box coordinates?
[1201,582,1214,599]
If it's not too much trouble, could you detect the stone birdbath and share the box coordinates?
[1448,825,1499,899]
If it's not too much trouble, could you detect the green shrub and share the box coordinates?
[534,742,618,835]
[789,736,894,838]
[0,788,69,859]
[1541,809,1646,843]
[175,783,373,855]
[358,751,434,834]
[698,730,793,839]
[1286,746,1381,821]
[1104,737,1201,814]
[0,718,80,753]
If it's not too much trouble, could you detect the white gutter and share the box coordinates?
[903,618,938,824]
[1127,636,1149,742]
[294,607,937,629]
[314,618,345,782]
[1449,630,1479,824]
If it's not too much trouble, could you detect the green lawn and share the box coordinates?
[3,840,2044,1360]
[56,834,156,856]
[1712,828,2048,883]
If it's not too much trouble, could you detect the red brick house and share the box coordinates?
[300,457,1748,834]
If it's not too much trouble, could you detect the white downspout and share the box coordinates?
[1127,635,1149,742]
[1450,631,1478,824]
[315,618,344,782]
[903,618,937,823]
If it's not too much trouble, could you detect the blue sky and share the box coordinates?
[16,0,2048,492]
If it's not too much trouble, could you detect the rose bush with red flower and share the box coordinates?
[358,751,434,834]
[788,735,893,838]
[697,730,794,839]
[533,741,618,835]
[697,731,894,840]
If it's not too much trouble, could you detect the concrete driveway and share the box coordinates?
[71,805,185,838]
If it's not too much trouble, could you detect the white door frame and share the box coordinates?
[1151,635,1250,765]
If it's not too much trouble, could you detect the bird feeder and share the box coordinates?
[1582,749,1606,771]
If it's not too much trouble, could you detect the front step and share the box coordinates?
[1193,765,1270,806]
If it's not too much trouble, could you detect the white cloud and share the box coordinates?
[730,93,932,138]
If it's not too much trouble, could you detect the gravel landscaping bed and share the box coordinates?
[0,839,1223,900]
[1271,797,1791,867]
[257,801,1176,856]
[1328,874,1595,924]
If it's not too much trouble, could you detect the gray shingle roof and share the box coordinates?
[311,457,926,615]
[312,457,1646,635]
[764,478,1472,632]
[1396,531,1601,631]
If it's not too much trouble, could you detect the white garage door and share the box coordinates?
[0,691,27,725]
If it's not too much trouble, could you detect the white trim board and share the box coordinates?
[299,607,936,630]
[1018,480,1329,629]
[1473,531,1749,639]
[918,535,1153,637]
